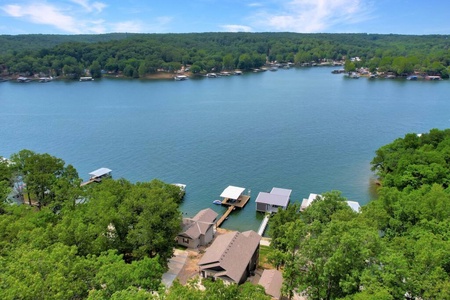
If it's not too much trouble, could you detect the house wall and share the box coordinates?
[256,202,267,212]
[200,226,215,246]
[177,236,199,248]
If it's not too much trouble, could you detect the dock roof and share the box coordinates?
[270,187,292,197]
[255,192,289,207]
[89,167,112,178]
[220,185,245,200]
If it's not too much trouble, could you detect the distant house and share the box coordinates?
[300,193,321,211]
[177,208,218,248]
[255,187,292,213]
[301,193,361,212]
[258,269,283,299]
[198,230,261,284]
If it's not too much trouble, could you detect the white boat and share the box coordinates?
[213,200,222,205]
[79,76,94,81]
[174,75,188,81]
[234,70,242,75]
[206,73,217,78]
[39,76,53,83]
[17,76,31,83]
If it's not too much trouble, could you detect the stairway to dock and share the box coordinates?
[257,214,270,236]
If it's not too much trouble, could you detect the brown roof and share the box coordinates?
[198,230,261,283]
[259,269,283,299]
[180,208,218,239]
[193,208,218,223]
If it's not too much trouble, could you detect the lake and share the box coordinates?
[1,67,449,232]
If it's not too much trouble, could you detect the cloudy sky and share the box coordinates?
[0,0,449,35]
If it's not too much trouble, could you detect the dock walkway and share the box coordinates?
[258,214,270,236]
[216,206,234,228]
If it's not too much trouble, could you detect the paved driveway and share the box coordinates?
[162,249,188,287]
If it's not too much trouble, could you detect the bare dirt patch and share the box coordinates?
[176,227,233,284]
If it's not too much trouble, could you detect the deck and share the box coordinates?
[215,194,251,228]
[216,206,235,228]
[80,177,101,186]
[221,195,251,208]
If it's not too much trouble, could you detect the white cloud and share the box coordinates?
[248,2,263,7]
[1,3,81,34]
[70,0,107,13]
[250,0,373,32]
[220,24,253,32]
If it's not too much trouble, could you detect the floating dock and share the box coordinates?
[221,194,251,208]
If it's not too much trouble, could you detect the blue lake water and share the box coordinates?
[1,67,449,232]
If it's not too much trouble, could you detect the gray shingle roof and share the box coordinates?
[259,269,283,299]
[180,208,218,239]
[198,230,261,283]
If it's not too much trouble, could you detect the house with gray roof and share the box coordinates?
[198,230,261,284]
[259,269,283,299]
[177,208,218,248]
[255,187,292,213]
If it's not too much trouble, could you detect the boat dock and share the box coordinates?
[257,214,270,236]
[215,186,251,228]
[221,194,251,208]
[216,206,235,227]
[80,168,112,186]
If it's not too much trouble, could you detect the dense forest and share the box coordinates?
[1,32,450,79]
[268,128,450,299]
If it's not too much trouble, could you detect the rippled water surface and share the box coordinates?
[1,67,449,231]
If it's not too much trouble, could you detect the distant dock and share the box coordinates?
[80,167,112,186]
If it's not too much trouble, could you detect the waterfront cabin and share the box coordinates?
[198,230,260,284]
[301,193,361,212]
[88,167,112,181]
[255,187,292,213]
[177,208,218,248]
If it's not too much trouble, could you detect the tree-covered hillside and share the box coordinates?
[1,32,450,79]
[268,128,450,299]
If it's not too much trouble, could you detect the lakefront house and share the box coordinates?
[198,230,261,284]
[177,208,218,248]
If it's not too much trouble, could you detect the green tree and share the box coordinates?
[90,60,102,78]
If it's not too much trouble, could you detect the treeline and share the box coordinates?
[268,128,450,299]
[1,32,450,79]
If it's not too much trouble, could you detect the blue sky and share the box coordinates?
[1,0,449,35]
